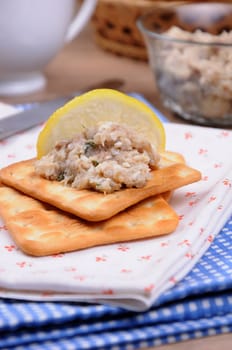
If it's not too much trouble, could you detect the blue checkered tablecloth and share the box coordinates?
[0,217,231,349]
[0,97,231,349]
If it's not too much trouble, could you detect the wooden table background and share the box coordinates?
[1,23,231,350]
[1,25,188,126]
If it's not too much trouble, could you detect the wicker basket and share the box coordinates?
[92,0,193,60]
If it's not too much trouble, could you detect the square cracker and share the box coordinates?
[0,183,179,256]
[0,154,201,221]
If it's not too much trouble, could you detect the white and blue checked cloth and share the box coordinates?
[0,95,231,349]
[0,218,231,349]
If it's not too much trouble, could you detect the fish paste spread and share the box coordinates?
[35,122,160,193]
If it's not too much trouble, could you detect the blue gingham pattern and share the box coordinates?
[1,217,231,349]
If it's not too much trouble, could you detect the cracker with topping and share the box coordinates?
[0,155,201,221]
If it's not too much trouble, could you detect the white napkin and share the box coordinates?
[0,103,231,311]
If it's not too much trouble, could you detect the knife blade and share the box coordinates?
[0,97,73,140]
[0,79,124,141]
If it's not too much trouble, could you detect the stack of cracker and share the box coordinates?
[0,150,201,257]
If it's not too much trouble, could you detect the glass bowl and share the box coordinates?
[137,2,232,127]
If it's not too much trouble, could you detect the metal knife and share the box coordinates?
[0,79,124,141]
[0,97,73,140]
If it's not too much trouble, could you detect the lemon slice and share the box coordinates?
[36,89,166,158]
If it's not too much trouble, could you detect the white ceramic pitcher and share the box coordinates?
[0,0,97,96]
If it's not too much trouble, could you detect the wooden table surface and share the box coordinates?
[1,24,231,350]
